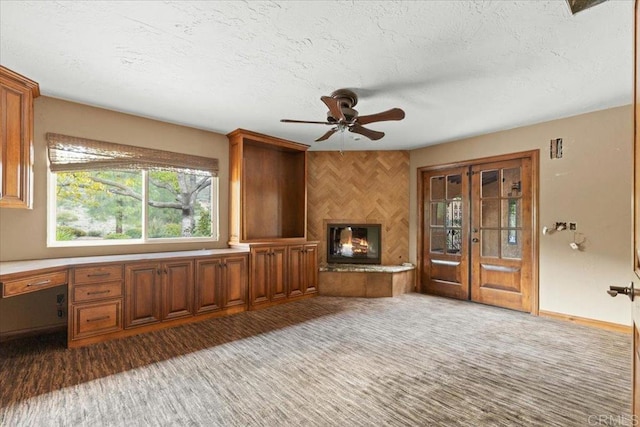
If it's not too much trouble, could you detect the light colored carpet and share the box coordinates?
[0,293,631,426]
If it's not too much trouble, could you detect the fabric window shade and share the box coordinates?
[46,133,219,176]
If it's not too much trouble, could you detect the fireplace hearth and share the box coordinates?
[327,223,381,264]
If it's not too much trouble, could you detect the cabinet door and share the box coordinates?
[162,260,194,321]
[251,247,270,305]
[303,244,318,294]
[270,246,287,301]
[223,255,247,308]
[195,257,223,314]
[125,263,162,328]
[0,71,35,209]
[288,245,305,297]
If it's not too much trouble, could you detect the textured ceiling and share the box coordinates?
[0,1,633,151]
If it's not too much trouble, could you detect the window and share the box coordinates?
[47,133,219,246]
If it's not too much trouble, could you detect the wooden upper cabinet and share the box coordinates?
[0,66,39,209]
[227,129,308,243]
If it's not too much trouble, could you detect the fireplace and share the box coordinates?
[327,223,381,264]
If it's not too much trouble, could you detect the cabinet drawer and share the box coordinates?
[72,300,122,339]
[73,265,123,284]
[2,270,68,297]
[73,281,123,303]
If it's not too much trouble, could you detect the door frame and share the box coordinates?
[417,149,540,315]
[632,0,639,414]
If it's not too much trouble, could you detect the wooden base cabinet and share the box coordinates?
[1,251,249,348]
[289,243,318,296]
[69,264,124,342]
[195,255,248,314]
[124,260,194,329]
[250,245,287,306]
[248,242,318,308]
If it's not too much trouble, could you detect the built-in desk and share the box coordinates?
[0,248,250,347]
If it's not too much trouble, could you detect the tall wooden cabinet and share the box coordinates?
[227,129,318,309]
[0,66,40,209]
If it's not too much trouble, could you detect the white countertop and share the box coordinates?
[0,248,250,276]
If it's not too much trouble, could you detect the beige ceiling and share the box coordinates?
[0,1,633,151]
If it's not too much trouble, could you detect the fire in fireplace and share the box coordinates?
[327,223,381,264]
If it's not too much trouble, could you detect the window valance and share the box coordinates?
[46,133,219,176]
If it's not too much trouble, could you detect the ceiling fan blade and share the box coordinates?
[320,96,346,122]
[356,108,405,125]
[315,128,338,142]
[349,124,385,141]
[281,119,332,124]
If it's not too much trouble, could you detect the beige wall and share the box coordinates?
[410,105,635,326]
[308,151,410,265]
[0,96,230,262]
[0,97,229,335]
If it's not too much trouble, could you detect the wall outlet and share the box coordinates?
[56,294,65,304]
[569,222,577,231]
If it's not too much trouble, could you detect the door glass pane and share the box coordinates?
[446,200,463,227]
[447,229,462,254]
[502,230,522,259]
[431,228,445,254]
[502,167,521,197]
[447,174,462,199]
[431,176,445,200]
[502,199,521,228]
[481,229,499,257]
[431,202,445,226]
[481,170,499,198]
[481,200,500,228]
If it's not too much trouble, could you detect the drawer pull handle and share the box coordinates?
[86,316,110,322]
[87,290,111,296]
[27,279,51,287]
[87,272,111,277]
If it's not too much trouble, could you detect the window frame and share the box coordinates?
[46,134,219,248]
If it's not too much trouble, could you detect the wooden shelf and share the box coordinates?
[228,129,308,243]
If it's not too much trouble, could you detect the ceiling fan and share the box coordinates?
[281,89,405,142]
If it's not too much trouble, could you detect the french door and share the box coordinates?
[420,153,535,312]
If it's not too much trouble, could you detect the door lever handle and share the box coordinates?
[607,283,640,301]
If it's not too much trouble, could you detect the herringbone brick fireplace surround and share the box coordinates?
[307,151,410,266]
